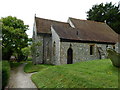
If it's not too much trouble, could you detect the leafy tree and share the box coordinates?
[28,38,32,46]
[1,16,29,61]
[87,2,120,34]
[21,46,31,60]
[0,21,2,60]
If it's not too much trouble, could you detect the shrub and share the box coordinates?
[27,56,32,61]
[2,61,10,89]
[107,49,120,67]
[9,61,23,68]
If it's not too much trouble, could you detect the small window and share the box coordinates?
[90,45,94,55]
[76,31,79,35]
[113,45,115,50]
[47,45,49,58]
[53,42,56,55]
[106,45,108,49]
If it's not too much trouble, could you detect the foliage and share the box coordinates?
[27,56,32,61]
[31,41,41,57]
[107,49,120,67]
[0,39,1,60]
[1,16,29,61]
[21,46,31,60]
[87,2,120,34]
[2,61,10,89]
[0,21,2,39]
[31,59,118,88]
[24,61,52,73]
[9,61,23,69]
[0,61,1,89]
[28,38,32,46]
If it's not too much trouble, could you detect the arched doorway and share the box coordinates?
[67,48,73,64]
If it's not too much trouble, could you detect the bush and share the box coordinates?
[2,61,10,89]
[107,49,120,67]
[9,61,23,69]
[27,56,32,61]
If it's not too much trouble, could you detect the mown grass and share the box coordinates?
[2,60,10,89]
[24,61,53,73]
[31,59,118,88]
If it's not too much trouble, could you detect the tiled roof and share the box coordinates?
[68,17,118,43]
[52,18,118,43]
[35,17,70,34]
[35,17,118,43]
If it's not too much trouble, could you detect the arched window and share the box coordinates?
[53,41,56,55]
[90,45,94,55]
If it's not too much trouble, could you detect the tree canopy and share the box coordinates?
[2,16,29,61]
[87,2,120,34]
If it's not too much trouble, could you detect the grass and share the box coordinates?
[31,59,118,88]
[2,60,10,89]
[24,61,53,73]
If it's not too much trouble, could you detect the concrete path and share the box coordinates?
[7,63,37,89]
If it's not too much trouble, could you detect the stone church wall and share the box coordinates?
[115,42,120,53]
[33,34,52,64]
[33,35,43,64]
[60,42,114,64]
[51,27,61,65]
[42,34,52,64]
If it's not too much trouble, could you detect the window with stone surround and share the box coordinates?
[90,45,94,55]
[113,45,115,50]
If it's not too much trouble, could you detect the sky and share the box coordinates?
[0,0,119,38]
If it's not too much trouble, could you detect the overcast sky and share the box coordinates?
[0,0,119,38]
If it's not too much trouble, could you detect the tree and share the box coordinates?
[87,2,120,34]
[28,38,32,46]
[21,46,31,60]
[0,39,1,60]
[1,16,29,61]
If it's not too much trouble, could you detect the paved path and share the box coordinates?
[7,63,37,89]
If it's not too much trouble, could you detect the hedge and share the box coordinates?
[2,61,10,89]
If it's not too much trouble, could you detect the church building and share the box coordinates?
[32,16,118,65]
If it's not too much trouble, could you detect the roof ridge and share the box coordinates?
[69,17,105,24]
[35,16,68,24]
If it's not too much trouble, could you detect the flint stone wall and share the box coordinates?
[59,42,114,65]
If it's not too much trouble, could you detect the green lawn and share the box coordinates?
[30,59,118,88]
[24,61,53,73]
